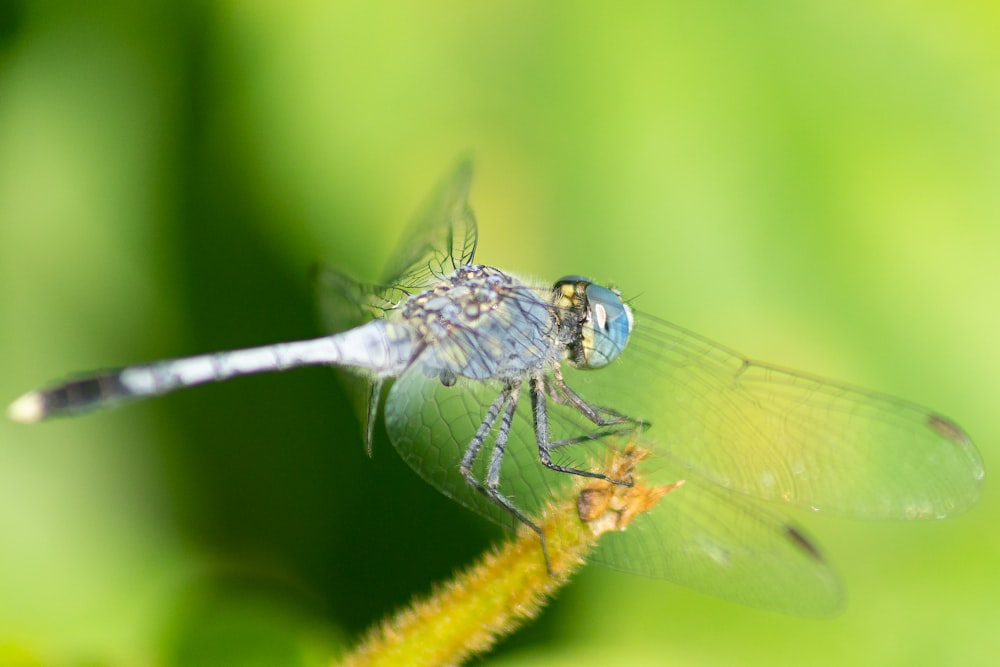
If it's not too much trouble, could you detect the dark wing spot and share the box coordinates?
[785,525,825,563]
[926,414,970,445]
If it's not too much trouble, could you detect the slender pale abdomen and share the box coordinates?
[7,320,417,422]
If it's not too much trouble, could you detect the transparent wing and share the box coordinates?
[312,156,477,448]
[313,264,408,330]
[384,361,566,527]
[383,338,843,615]
[569,310,985,520]
[380,157,478,291]
[590,475,842,616]
[313,156,478,335]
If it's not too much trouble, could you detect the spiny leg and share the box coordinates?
[530,377,632,486]
[544,363,642,448]
[459,387,510,487]
[481,383,553,572]
[549,362,645,429]
[459,384,541,533]
[549,423,640,449]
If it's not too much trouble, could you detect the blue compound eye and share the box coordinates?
[582,283,633,368]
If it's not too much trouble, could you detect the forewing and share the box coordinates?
[381,157,478,291]
[569,310,984,520]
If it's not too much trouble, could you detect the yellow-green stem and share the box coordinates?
[336,445,676,667]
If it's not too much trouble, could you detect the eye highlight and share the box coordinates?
[594,303,608,330]
[582,283,632,368]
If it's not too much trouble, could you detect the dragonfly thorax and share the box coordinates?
[400,264,559,382]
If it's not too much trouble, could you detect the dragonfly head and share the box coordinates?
[553,276,634,369]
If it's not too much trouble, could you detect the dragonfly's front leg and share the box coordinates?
[530,377,633,487]
[543,364,646,449]
[549,362,646,428]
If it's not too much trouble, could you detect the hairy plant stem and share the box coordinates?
[337,444,679,667]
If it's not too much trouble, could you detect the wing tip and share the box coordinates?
[926,414,985,483]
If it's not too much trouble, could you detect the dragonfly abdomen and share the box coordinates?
[7,320,417,422]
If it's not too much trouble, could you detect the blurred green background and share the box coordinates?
[1,1,997,665]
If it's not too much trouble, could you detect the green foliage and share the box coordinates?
[1,2,997,666]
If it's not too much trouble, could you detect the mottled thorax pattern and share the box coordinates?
[401,265,558,382]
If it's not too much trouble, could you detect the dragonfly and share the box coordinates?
[8,159,984,615]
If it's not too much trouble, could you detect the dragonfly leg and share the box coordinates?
[549,423,639,449]
[459,383,552,572]
[531,377,633,487]
[484,384,552,573]
[459,387,508,482]
[362,379,384,458]
[550,362,646,429]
